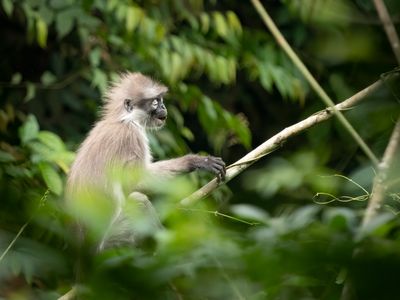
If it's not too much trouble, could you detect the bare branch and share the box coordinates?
[249,0,379,166]
[57,287,77,300]
[181,80,382,206]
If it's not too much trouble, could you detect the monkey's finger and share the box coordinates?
[211,164,226,181]
[208,157,226,169]
[213,167,223,183]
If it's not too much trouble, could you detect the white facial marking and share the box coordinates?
[152,99,158,109]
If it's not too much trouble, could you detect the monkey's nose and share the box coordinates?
[157,110,167,120]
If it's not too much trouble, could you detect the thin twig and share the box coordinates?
[250,0,379,166]
[373,0,400,63]
[180,79,382,206]
[0,71,83,90]
[0,189,49,263]
[179,208,260,225]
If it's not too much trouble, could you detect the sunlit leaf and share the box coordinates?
[2,0,13,17]
[11,72,22,84]
[24,82,36,102]
[19,115,39,145]
[92,68,108,93]
[226,11,242,35]
[126,5,142,33]
[213,12,228,39]
[36,17,48,48]
[40,71,56,86]
[170,52,182,83]
[38,162,63,195]
[38,131,66,151]
[200,12,210,33]
[231,204,269,223]
[89,47,102,67]
[0,150,15,162]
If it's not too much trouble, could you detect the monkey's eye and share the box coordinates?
[151,99,158,109]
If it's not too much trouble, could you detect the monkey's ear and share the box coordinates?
[124,99,134,112]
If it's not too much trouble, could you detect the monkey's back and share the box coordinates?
[66,120,150,196]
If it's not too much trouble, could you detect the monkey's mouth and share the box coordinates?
[157,116,167,121]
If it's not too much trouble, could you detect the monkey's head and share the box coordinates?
[104,72,168,129]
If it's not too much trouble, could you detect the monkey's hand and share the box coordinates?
[191,155,226,182]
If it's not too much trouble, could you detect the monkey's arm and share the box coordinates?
[148,154,226,181]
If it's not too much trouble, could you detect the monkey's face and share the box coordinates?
[147,97,167,129]
[124,96,167,129]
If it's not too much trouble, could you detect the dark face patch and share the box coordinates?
[135,94,168,128]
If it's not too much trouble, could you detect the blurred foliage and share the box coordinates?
[0,0,400,299]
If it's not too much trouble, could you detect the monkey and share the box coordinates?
[66,72,226,250]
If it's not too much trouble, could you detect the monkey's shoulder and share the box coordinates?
[86,120,149,159]
[86,120,142,142]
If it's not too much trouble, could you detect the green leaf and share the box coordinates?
[38,131,66,151]
[200,12,210,33]
[5,165,33,178]
[2,0,13,17]
[226,11,242,35]
[38,162,63,195]
[50,0,72,9]
[232,116,251,148]
[181,127,194,141]
[125,5,142,33]
[24,82,36,102]
[216,56,229,84]
[170,52,183,83]
[89,47,102,67]
[40,71,56,86]
[213,12,228,39]
[0,150,15,163]
[56,9,75,39]
[38,4,54,24]
[19,115,39,145]
[92,68,108,93]
[11,73,22,84]
[29,141,54,163]
[201,97,218,121]
[231,204,269,223]
[36,17,48,48]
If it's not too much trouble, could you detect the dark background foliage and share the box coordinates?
[0,0,399,299]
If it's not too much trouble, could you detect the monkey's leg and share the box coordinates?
[97,183,125,251]
[128,192,163,230]
[97,192,163,250]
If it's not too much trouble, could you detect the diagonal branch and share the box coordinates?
[180,80,383,206]
[249,0,379,166]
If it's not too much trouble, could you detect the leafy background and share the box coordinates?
[0,0,399,299]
